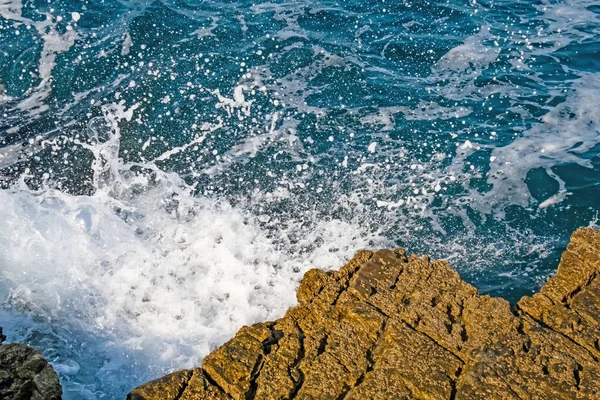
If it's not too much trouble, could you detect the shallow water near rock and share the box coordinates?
[0,0,599,398]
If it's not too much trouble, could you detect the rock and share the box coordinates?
[0,330,62,400]
[128,228,600,400]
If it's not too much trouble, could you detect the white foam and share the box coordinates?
[461,73,600,212]
[0,0,25,23]
[191,16,219,39]
[1,5,79,117]
[429,25,500,99]
[538,190,572,209]
[536,0,600,52]
[0,101,380,398]
[121,32,133,56]
[212,86,255,119]
[434,26,499,72]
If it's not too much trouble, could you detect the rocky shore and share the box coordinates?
[129,227,600,400]
[2,228,599,399]
[0,327,62,400]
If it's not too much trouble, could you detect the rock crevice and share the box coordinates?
[129,228,600,400]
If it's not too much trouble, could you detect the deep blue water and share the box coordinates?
[1,0,599,398]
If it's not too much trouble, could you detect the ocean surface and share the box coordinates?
[0,0,599,398]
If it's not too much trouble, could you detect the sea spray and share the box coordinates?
[0,100,381,398]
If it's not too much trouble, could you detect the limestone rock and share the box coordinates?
[0,335,62,400]
[128,228,600,400]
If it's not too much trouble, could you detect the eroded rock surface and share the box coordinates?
[0,327,62,400]
[129,228,600,400]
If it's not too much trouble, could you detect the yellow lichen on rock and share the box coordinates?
[128,228,600,400]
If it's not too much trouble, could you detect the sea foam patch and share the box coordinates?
[0,101,381,398]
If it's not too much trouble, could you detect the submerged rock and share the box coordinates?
[128,227,600,399]
[0,328,62,400]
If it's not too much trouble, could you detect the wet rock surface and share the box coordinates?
[129,228,600,399]
[0,327,62,400]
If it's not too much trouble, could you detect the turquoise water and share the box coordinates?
[0,0,599,398]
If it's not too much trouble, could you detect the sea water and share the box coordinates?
[0,0,599,398]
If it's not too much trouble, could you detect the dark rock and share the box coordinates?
[0,334,62,400]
